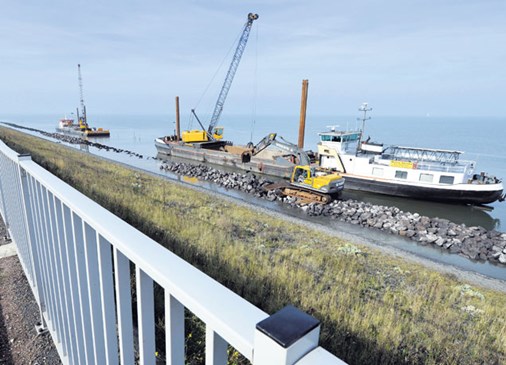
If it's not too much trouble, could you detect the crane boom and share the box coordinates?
[77,64,87,125]
[207,13,258,136]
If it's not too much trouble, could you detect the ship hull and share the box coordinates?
[343,175,503,205]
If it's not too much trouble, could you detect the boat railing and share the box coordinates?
[414,162,468,174]
[0,139,346,365]
[375,155,471,174]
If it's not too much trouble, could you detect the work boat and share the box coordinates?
[317,107,504,205]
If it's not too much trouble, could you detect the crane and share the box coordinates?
[76,64,88,128]
[183,13,259,144]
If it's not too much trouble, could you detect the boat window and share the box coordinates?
[439,175,455,184]
[372,167,384,176]
[332,136,341,142]
[419,173,433,183]
[321,135,331,142]
[395,170,407,179]
[342,133,359,142]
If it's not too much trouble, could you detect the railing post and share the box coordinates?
[0,154,11,240]
[253,305,320,365]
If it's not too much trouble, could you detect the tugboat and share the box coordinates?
[316,103,504,205]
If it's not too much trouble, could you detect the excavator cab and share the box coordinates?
[212,127,224,140]
[292,166,312,184]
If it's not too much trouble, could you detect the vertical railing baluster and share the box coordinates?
[53,197,77,364]
[83,222,106,364]
[44,189,67,352]
[62,204,85,364]
[71,212,94,363]
[165,294,185,365]
[206,328,228,365]
[114,249,135,365]
[97,235,119,365]
[137,266,156,365]
[37,183,59,334]
[27,176,52,324]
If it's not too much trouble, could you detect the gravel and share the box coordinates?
[0,217,61,365]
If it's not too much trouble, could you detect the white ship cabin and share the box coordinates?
[317,128,480,186]
[58,117,75,129]
[318,129,362,155]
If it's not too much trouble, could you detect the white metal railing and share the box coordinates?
[0,139,346,365]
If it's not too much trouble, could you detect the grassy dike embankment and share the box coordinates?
[1,126,505,365]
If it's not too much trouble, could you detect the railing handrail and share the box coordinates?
[0,138,347,365]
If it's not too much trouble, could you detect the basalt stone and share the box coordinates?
[498,254,506,264]
[425,234,438,243]
[435,237,446,246]
[373,221,383,229]
[443,241,453,249]
[449,245,462,254]
[406,230,416,238]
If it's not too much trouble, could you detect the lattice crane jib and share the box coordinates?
[207,13,259,137]
[77,64,87,125]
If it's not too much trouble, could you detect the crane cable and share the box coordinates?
[188,21,246,130]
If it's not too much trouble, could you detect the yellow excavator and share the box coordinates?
[264,165,345,204]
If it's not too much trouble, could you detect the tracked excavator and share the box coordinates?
[263,165,345,204]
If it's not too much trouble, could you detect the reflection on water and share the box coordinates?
[182,175,199,184]
[79,143,89,152]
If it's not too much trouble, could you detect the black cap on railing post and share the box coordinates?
[253,305,321,364]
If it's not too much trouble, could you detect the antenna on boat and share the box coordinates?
[357,102,372,148]
[358,102,372,133]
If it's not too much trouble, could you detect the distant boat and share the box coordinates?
[316,104,504,205]
[56,116,110,137]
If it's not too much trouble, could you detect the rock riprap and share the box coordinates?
[160,160,506,265]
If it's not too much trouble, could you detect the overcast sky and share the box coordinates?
[1,0,505,117]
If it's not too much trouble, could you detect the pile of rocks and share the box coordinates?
[160,160,506,265]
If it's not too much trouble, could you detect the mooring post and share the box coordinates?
[175,96,181,142]
[298,79,309,149]
[253,305,320,365]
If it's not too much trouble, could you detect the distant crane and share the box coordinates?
[185,13,259,144]
[77,64,88,127]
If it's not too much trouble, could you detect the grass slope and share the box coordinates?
[1,127,505,365]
